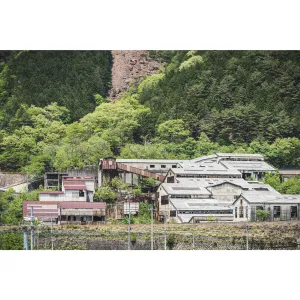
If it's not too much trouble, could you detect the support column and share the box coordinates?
[98,170,102,188]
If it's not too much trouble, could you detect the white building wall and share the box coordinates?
[233,199,251,221]
[40,194,66,201]
[210,183,242,203]
[65,189,87,201]
[157,185,172,218]
[85,180,95,192]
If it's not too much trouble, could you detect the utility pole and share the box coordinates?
[164,205,167,250]
[51,214,54,251]
[151,200,154,250]
[128,199,131,250]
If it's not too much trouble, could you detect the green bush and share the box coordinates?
[0,232,23,250]
[256,210,270,221]
[167,234,176,250]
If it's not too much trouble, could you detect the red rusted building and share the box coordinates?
[23,176,106,224]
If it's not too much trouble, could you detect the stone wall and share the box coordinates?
[0,173,27,188]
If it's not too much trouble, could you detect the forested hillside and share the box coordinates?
[1,50,300,176]
[145,51,300,142]
[0,51,112,124]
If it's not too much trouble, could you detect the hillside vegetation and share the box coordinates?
[0,51,112,124]
[1,51,300,175]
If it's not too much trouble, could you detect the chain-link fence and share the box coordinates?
[1,226,299,250]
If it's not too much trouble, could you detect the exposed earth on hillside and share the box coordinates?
[109,50,163,100]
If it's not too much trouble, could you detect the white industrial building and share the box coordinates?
[98,153,287,223]
[157,178,277,223]
[233,192,300,222]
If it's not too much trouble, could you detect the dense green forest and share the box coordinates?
[0,51,112,124]
[1,50,300,176]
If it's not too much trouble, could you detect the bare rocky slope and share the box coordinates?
[109,51,163,100]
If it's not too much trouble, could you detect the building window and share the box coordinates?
[273,206,281,219]
[291,206,298,219]
[150,165,155,168]
[79,190,84,197]
[161,199,169,205]
[235,207,237,218]
[161,196,169,205]
[172,165,177,168]
[167,176,175,183]
[246,206,248,218]
[170,210,176,217]
[161,165,166,168]
[256,206,264,211]
[239,206,244,218]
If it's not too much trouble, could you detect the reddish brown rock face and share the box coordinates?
[109,50,163,100]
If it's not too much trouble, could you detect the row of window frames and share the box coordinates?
[235,206,299,218]
[235,207,249,218]
[149,165,177,168]
[169,210,232,217]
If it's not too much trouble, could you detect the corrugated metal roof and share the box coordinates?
[179,162,228,170]
[64,185,87,190]
[190,154,218,163]
[239,192,300,204]
[220,160,275,171]
[62,176,94,181]
[177,213,233,223]
[23,201,59,219]
[63,180,87,190]
[279,169,300,175]
[170,198,232,210]
[171,168,241,175]
[161,183,211,195]
[216,153,264,158]
[116,159,185,163]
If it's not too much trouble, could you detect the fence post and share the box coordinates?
[245,222,249,250]
[23,227,28,250]
[192,231,195,249]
